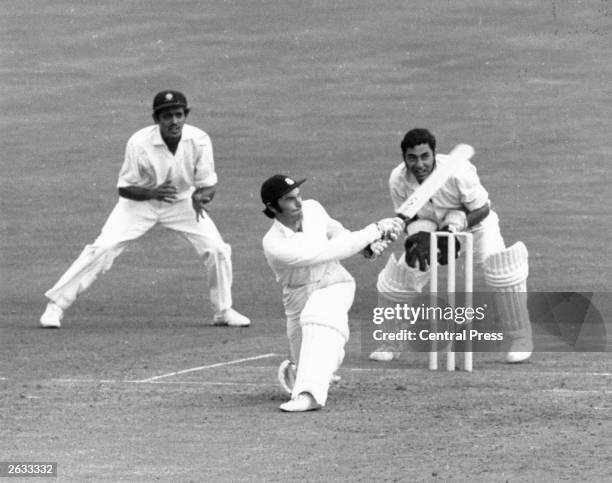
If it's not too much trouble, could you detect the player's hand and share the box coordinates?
[376,217,405,241]
[362,239,389,260]
[151,179,177,203]
[437,226,461,266]
[192,186,216,221]
[405,231,431,271]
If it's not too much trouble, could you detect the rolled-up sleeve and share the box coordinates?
[194,134,218,188]
[457,165,489,211]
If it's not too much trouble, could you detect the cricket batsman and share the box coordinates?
[369,128,533,364]
[261,174,403,412]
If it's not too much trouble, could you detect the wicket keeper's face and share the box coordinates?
[156,107,187,141]
[404,143,435,183]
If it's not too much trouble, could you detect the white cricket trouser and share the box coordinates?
[287,280,355,406]
[45,197,233,313]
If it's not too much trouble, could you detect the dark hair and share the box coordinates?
[400,128,436,156]
[263,200,281,218]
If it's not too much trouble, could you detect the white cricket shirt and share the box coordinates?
[262,199,381,290]
[117,124,218,201]
[389,154,489,224]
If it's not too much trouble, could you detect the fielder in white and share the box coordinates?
[261,175,402,412]
[370,128,533,364]
[40,90,250,328]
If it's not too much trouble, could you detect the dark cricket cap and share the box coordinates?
[152,90,188,114]
[261,175,306,204]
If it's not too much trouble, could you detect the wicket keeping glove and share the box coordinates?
[405,231,432,272]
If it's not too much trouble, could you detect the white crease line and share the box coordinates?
[51,378,274,387]
[146,380,274,387]
[134,353,280,383]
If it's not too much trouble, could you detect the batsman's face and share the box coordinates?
[276,188,303,220]
[404,143,435,183]
[156,107,187,141]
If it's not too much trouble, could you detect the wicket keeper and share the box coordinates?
[370,128,533,364]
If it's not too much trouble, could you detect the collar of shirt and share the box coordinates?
[272,218,302,237]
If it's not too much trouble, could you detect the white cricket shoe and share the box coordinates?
[277,360,296,394]
[279,392,321,412]
[40,302,63,328]
[505,337,533,363]
[369,350,397,362]
[213,308,250,327]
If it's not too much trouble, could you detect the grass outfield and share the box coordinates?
[1,1,611,481]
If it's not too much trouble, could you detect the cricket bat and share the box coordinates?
[395,144,474,219]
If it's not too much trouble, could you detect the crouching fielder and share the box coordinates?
[261,175,402,412]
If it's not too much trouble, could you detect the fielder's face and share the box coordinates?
[156,107,187,141]
[275,188,303,222]
[404,143,435,183]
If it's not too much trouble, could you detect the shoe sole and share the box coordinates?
[212,321,251,327]
[279,404,322,413]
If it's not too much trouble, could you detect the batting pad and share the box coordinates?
[484,242,531,337]
[377,253,430,298]
[292,323,346,406]
[483,241,529,288]
[370,292,410,353]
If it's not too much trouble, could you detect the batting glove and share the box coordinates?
[376,217,404,241]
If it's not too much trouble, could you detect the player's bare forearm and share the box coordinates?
[439,204,489,232]
[118,180,177,203]
[118,186,152,201]
[466,203,490,227]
